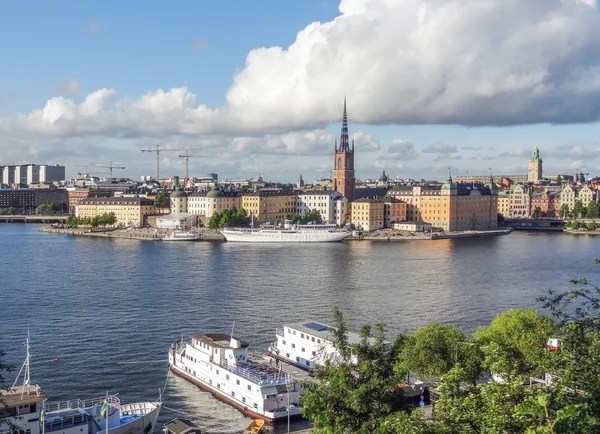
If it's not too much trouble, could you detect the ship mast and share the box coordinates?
[12,330,32,398]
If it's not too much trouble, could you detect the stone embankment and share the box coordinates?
[39,226,226,241]
[563,229,600,236]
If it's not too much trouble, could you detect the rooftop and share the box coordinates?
[0,385,47,407]
[164,418,202,434]
[284,321,376,346]
[193,333,249,349]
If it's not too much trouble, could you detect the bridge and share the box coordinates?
[0,215,68,224]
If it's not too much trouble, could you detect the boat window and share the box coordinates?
[300,333,304,338]
[237,379,240,385]
[296,357,300,362]
[282,340,286,345]
[317,339,321,344]
[311,337,315,342]
[247,385,251,391]
[302,348,305,352]
[226,374,230,380]
[312,351,316,356]
[242,397,246,403]
[291,344,295,348]
[306,361,310,366]
[232,391,236,397]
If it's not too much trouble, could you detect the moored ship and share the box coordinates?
[221,220,350,243]
[169,333,302,422]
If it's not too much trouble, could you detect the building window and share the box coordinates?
[282,340,286,345]
[242,397,246,404]
[312,351,316,356]
[236,379,240,385]
[232,391,235,397]
[247,384,251,391]
[291,343,295,348]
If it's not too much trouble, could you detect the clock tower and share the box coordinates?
[333,98,355,202]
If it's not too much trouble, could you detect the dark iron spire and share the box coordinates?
[340,96,349,151]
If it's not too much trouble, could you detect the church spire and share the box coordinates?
[340,96,350,151]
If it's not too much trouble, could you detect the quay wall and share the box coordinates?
[39,226,226,241]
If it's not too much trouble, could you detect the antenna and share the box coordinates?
[12,330,32,397]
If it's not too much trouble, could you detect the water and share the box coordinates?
[1,225,599,433]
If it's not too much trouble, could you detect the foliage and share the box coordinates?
[0,208,18,215]
[572,200,585,219]
[588,221,599,231]
[207,207,251,229]
[154,191,170,210]
[586,200,599,219]
[66,213,116,228]
[37,202,57,216]
[279,209,323,225]
[301,309,407,434]
[558,204,570,219]
[0,349,17,431]
[533,206,543,219]
[474,309,558,377]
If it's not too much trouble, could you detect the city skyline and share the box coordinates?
[1,0,600,182]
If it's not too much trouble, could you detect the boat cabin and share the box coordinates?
[163,418,202,434]
[0,385,47,434]
[189,333,250,368]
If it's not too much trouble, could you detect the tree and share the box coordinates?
[558,204,570,219]
[0,349,17,431]
[588,221,598,231]
[299,209,323,224]
[301,309,407,434]
[154,191,170,212]
[66,214,78,227]
[572,200,585,219]
[279,213,301,225]
[37,202,57,216]
[533,206,543,219]
[208,207,251,229]
[586,200,599,219]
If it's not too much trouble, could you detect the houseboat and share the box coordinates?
[169,333,302,422]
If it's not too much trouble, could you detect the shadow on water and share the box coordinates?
[1,225,599,432]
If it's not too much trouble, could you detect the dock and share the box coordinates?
[38,226,226,241]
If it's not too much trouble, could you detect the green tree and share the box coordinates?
[37,202,57,216]
[299,209,323,224]
[66,214,79,227]
[572,200,585,219]
[279,213,301,225]
[301,309,407,434]
[1,349,17,431]
[154,191,170,211]
[587,221,598,231]
[208,207,251,229]
[474,309,558,377]
[558,204,570,219]
[533,206,543,219]
[586,200,599,219]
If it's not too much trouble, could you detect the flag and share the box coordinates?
[100,399,108,417]
[40,408,45,426]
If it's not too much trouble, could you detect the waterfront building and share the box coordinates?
[33,188,69,212]
[0,188,35,210]
[67,188,112,214]
[241,191,296,222]
[528,146,543,184]
[560,184,577,211]
[578,185,596,206]
[333,98,356,202]
[76,197,156,227]
[388,173,498,231]
[393,221,432,232]
[497,191,510,218]
[170,176,188,214]
[351,199,385,232]
[454,174,529,184]
[313,179,333,189]
[0,164,65,186]
[334,196,349,227]
[508,184,532,217]
[296,191,342,223]
[531,190,560,217]
[188,185,241,217]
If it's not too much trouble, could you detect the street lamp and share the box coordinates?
[285,374,294,434]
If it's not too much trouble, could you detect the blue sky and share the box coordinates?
[1,0,600,182]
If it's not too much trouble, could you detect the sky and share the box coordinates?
[1,0,600,183]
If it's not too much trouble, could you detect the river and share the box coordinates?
[1,225,599,433]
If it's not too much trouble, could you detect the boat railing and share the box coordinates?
[209,356,290,386]
[45,394,120,413]
[276,328,284,338]
[44,412,92,430]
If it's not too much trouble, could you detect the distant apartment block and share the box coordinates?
[1,164,65,186]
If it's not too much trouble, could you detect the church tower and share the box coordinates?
[528,145,543,184]
[333,97,355,202]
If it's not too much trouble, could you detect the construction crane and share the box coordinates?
[74,162,125,182]
[178,150,208,187]
[77,171,108,179]
[141,145,203,183]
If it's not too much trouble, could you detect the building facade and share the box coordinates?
[241,192,297,222]
[497,191,510,217]
[296,191,341,223]
[560,184,577,211]
[351,199,385,232]
[1,164,65,186]
[170,176,188,214]
[333,98,355,202]
[76,197,156,227]
[509,184,532,217]
[188,186,241,217]
[531,190,560,217]
[528,146,543,184]
[0,189,35,210]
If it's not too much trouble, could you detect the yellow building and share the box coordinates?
[497,192,510,217]
[76,197,156,227]
[351,199,385,232]
[388,174,498,231]
[241,192,297,221]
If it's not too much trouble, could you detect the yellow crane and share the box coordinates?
[178,150,208,187]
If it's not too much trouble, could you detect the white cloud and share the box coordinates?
[378,138,419,160]
[2,0,600,143]
[192,39,209,51]
[54,79,81,98]
[422,144,457,154]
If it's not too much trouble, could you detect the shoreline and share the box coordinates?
[563,229,600,236]
[350,228,513,241]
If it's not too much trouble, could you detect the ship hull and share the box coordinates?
[220,230,350,243]
[169,364,302,422]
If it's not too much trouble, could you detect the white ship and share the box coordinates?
[268,321,375,371]
[169,332,302,422]
[2,334,162,434]
[162,230,202,241]
[221,220,350,243]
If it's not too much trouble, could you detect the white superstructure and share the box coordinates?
[162,230,202,241]
[221,221,350,243]
[2,335,161,434]
[169,333,302,422]
[268,321,375,371]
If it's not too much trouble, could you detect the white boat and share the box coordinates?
[268,321,376,371]
[162,230,202,241]
[169,332,302,422]
[2,334,162,434]
[221,220,350,243]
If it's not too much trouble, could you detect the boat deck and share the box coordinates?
[255,356,313,382]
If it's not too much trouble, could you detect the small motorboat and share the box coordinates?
[162,230,202,241]
[243,419,265,434]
